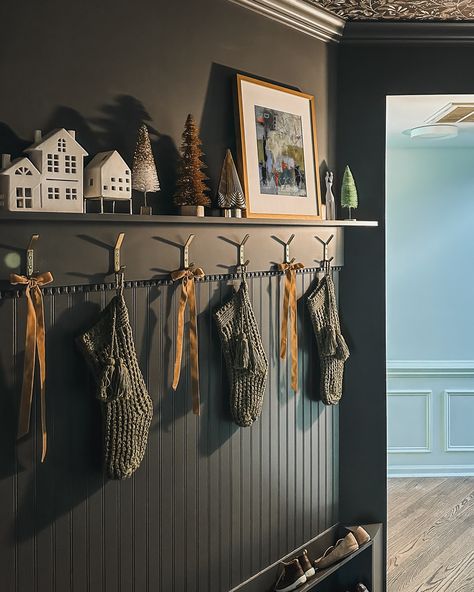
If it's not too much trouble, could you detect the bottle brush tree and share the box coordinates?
[132,124,160,211]
[341,165,358,219]
[217,149,246,210]
[174,114,210,208]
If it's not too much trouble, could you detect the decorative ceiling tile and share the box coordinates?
[312,0,474,21]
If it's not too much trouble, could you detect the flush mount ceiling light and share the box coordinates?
[403,124,459,140]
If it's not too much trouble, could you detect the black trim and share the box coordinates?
[343,21,474,44]
[0,266,342,299]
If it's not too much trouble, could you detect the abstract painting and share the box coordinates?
[254,106,307,197]
[236,74,321,219]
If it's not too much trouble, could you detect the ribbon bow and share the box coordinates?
[170,265,205,415]
[10,271,54,462]
[278,261,304,392]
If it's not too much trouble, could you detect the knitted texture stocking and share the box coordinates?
[214,278,268,427]
[78,293,153,479]
[307,274,349,405]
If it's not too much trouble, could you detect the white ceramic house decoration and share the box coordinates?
[83,150,132,213]
[0,155,42,211]
[25,129,88,213]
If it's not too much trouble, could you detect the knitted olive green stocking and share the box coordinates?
[78,293,153,479]
[307,274,349,405]
[214,278,268,427]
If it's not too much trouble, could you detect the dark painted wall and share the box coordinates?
[0,1,339,591]
[336,33,474,589]
[0,0,337,213]
[0,267,339,592]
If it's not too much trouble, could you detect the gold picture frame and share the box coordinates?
[236,74,322,220]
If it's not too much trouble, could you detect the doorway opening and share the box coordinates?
[386,95,474,592]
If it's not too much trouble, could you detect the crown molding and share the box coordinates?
[343,21,474,44]
[228,0,346,43]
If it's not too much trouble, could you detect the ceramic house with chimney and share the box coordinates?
[24,128,88,213]
[0,155,42,211]
[84,150,132,213]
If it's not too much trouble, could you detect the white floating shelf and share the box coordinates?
[0,212,378,227]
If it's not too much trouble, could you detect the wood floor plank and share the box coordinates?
[387,477,474,592]
[388,488,474,575]
[388,478,447,524]
[388,478,474,562]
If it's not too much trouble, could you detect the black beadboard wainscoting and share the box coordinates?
[0,217,358,592]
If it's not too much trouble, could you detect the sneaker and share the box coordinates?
[274,558,307,591]
[346,526,371,546]
[314,532,359,570]
[297,549,315,578]
[355,585,369,592]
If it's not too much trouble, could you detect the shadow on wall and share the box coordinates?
[296,276,324,432]
[0,95,180,215]
[152,279,239,456]
[200,63,330,206]
[12,301,104,542]
[0,312,20,480]
[200,63,242,198]
[1,68,329,216]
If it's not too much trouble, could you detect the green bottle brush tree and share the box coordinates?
[341,165,358,220]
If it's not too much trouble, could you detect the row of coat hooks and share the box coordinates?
[20,231,337,283]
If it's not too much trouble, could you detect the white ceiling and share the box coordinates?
[387,95,474,149]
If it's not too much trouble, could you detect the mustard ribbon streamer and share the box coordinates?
[170,265,205,415]
[10,271,54,462]
[278,262,304,392]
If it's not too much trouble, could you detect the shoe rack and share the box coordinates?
[230,523,383,592]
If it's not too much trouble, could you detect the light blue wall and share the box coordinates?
[387,147,474,361]
[387,147,474,476]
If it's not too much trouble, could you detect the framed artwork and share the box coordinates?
[235,74,322,220]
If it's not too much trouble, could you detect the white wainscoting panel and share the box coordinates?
[387,361,474,477]
[387,390,431,453]
[445,390,474,452]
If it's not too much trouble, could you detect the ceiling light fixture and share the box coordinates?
[403,124,459,140]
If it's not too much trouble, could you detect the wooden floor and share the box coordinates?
[387,478,474,592]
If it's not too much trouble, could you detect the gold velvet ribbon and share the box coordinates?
[170,265,205,415]
[278,262,304,392]
[10,271,54,462]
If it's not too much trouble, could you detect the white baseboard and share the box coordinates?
[389,464,474,478]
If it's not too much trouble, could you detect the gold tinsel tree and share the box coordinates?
[174,114,210,207]
[132,124,160,210]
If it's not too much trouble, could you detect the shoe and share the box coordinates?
[297,549,315,578]
[314,532,359,570]
[346,526,371,546]
[355,585,369,592]
[274,558,307,591]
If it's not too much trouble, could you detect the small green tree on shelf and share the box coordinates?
[341,165,358,220]
[174,114,210,209]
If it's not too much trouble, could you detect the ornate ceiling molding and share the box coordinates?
[313,0,474,22]
[230,0,474,44]
[229,0,346,42]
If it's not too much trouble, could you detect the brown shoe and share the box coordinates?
[314,532,359,570]
[346,526,371,546]
[297,549,315,578]
[274,558,307,591]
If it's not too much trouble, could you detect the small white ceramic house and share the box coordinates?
[0,155,42,211]
[25,128,88,213]
[84,150,132,213]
